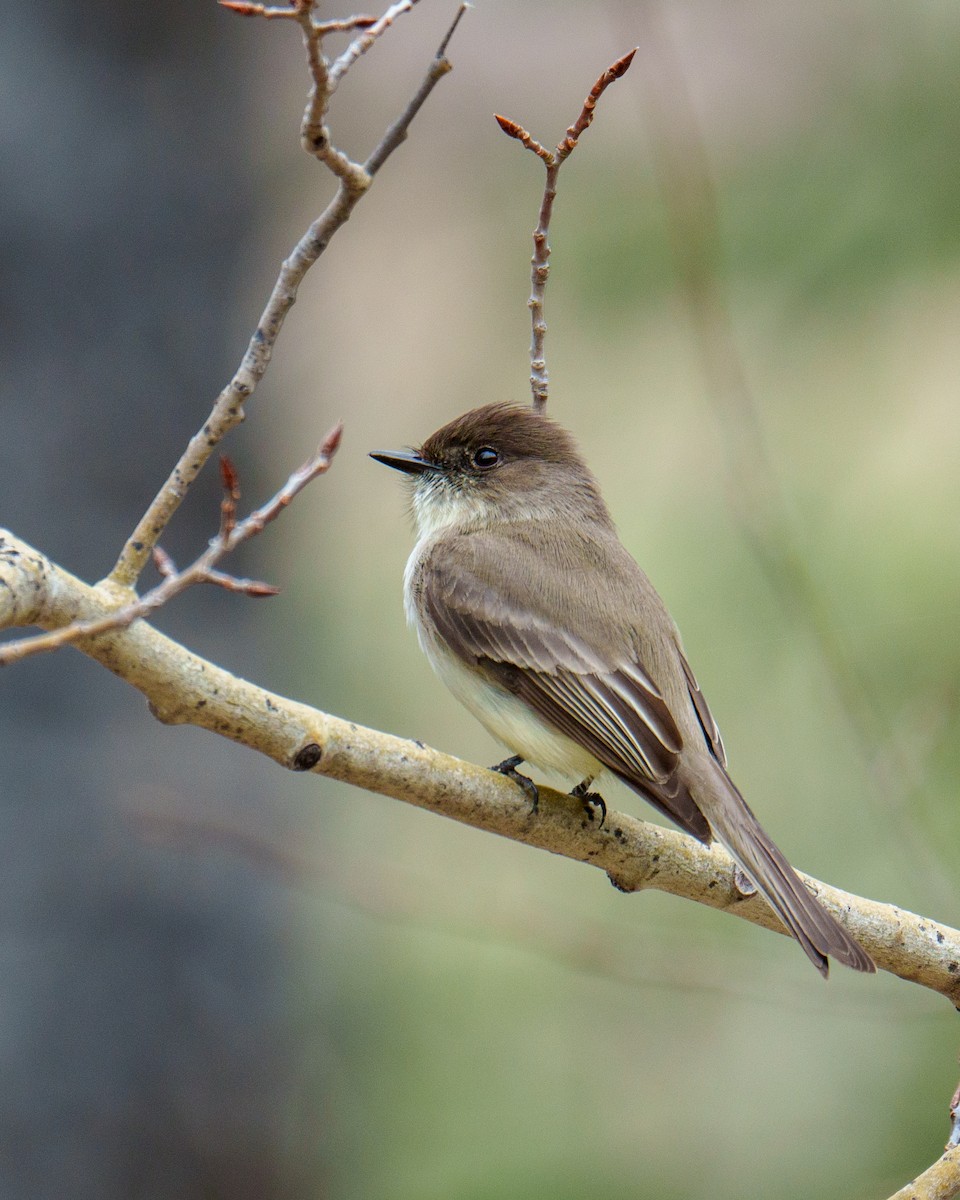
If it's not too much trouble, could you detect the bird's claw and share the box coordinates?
[571,779,606,828]
[490,755,539,812]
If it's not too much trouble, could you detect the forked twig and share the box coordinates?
[221,3,377,32]
[109,0,465,591]
[0,425,343,667]
[495,48,636,412]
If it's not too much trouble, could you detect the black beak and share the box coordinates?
[369,449,438,476]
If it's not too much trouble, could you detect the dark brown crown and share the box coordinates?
[419,403,586,467]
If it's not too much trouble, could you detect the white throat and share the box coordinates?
[410,478,494,539]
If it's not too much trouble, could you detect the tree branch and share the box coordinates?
[2,527,958,1004]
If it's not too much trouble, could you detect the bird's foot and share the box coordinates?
[490,755,539,812]
[571,778,606,828]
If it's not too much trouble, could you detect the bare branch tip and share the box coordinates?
[243,580,282,598]
[204,566,282,598]
[153,547,177,579]
[436,3,470,60]
[218,455,241,497]
[320,420,344,458]
[218,0,264,14]
[495,115,552,164]
[611,47,639,78]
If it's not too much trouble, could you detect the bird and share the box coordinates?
[370,402,875,978]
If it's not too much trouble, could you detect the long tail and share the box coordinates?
[689,758,875,977]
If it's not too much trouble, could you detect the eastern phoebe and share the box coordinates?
[371,403,874,977]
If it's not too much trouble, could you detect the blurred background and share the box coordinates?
[1,1,959,1196]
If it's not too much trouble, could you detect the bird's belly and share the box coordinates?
[423,637,601,784]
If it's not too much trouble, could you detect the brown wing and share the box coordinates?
[420,537,712,842]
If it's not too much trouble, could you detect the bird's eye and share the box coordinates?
[472,446,500,470]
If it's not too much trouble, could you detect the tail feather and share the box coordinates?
[689,759,875,977]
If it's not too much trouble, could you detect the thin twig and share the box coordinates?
[109,2,463,591]
[495,48,637,412]
[0,426,342,667]
[364,4,467,176]
[314,14,378,34]
[294,2,336,165]
[219,2,299,15]
[329,0,421,90]
[219,3,376,30]
[557,48,637,163]
[494,116,552,163]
